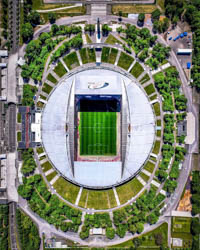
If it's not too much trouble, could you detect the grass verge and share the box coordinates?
[130,62,144,78]
[117,52,134,70]
[53,61,67,77]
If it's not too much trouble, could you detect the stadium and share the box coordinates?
[41,68,155,189]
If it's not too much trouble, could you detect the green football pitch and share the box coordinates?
[79,112,117,156]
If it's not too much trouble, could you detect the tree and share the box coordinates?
[136,222,144,234]
[155,233,163,246]
[102,24,112,36]
[138,13,145,23]
[28,10,40,26]
[106,227,115,239]
[152,9,161,22]
[48,12,56,24]
[21,23,33,42]
[118,10,123,21]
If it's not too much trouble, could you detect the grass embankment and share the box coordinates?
[116,178,143,204]
[63,51,80,70]
[78,188,117,209]
[144,83,156,96]
[53,177,80,204]
[105,34,122,45]
[130,62,144,78]
[117,52,134,70]
[53,61,67,77]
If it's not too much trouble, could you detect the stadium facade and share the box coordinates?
[42,68,155,189]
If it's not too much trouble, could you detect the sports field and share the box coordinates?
[79,112,117,156]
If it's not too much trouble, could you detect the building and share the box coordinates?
[177,49,192,55]
[18,106,41,149]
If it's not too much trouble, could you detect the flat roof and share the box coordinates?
[75,69,122,95]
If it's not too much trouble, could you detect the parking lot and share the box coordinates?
[166,28,192,70]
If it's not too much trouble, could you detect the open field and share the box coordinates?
[53,177,80,204]
[130,62,144,78]
[47,73,58,84]
[63,51,80,70]
[116,178,143,204]
[144,83,156,96]
[108,48,118,64]
[112,4,157,14]
[112,223,168,248]
[105,34,122,45]
[140,73,150,84]
[143,161,155,173]
[42,83,53,94]
[54,61,67,77]
[78,188,117,209]
[117,52,134,70]
[79,112,117,156]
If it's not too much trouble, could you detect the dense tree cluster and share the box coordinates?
[191,217,200,249]
[0,205,9,250]
[191,171,200,215]
[1,0,8,40]
[84,24,95,35]
[16,209,40,250]
[80,213,112,239]
[21,24,82,82]
[102,24,112,36]
[21,149,36,175]
[22,84,37,106]
[125,24,157,55]
[18,174,82,232]
[50,34,83,63]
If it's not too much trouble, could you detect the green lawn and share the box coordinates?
[117,52,134,70]
[40,95,47,100]
[86,190,110,209]
[156,130,161,137]
[171,217,193,246]
[105,34,122,45]
[130,62,144,78]
[17,113,21,123]
[101,47,110,63]
[143,161,155,173]
[150,94,157,101]
[139,73,150,84]
[153,102,161,116]
[157,119,161,126]
[108,48,118,64]
[112,223,168,248]
[42,83,53,94]
[53,177,80,204]
[79,48,88,64]
[152,140,161,155]
[87,48,96,62]
[46,171,57,182]
[53,61,67,78]
[107,189,117,208]
[116,178,143,204]
[41,161,52,172]
[36,147,44,154]
[79,112,117,156]
[140,172,150,182]
[47,73,58,84]
[17,131,21,142]
[85,33,92,44]
[78,189,88,208]
[144,83,156,96]
[63,51,80,70]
